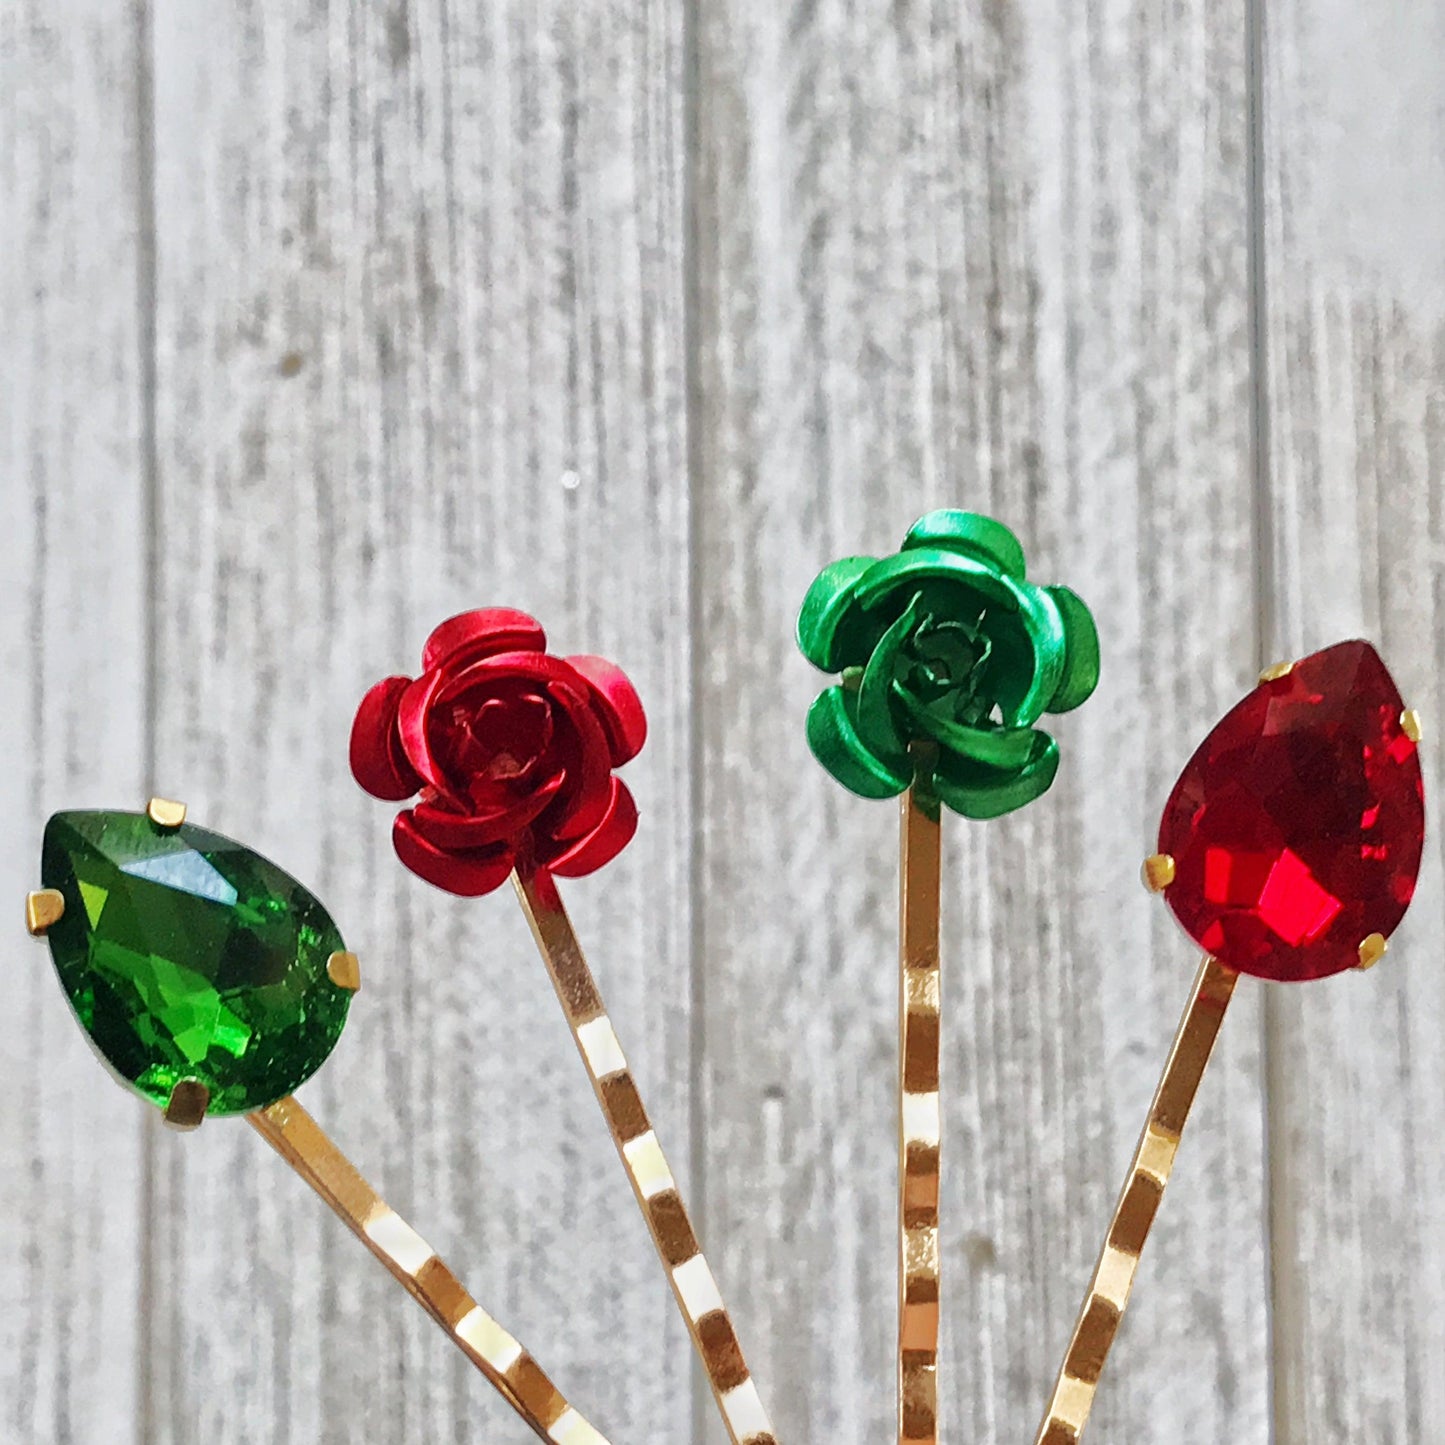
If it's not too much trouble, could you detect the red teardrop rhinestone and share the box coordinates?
[1157,640,1425,982]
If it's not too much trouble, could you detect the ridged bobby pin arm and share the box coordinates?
[251,1094,611,1445]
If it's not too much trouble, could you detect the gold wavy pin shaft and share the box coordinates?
[899,766,942,1445]
[512,865,779,1445]
[1033,956,1237,1445]
[250,1095,609,1445]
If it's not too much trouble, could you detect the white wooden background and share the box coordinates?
[2,1,1441,1441]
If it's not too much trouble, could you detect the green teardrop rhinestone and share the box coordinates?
[40,811,352,1116]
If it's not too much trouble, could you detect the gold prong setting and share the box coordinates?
[1401,709,1423,744]
[39,808,353,1121]
[163,1077,211,1130]
[1357,933,1388,971]
[26,888,66,936]
[327,950,362,992]
[147,797,187,829]
[1258,660,1295,683]
[1141,853,1176,893]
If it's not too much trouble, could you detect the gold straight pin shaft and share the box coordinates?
[899,764,942,1445]
[1033,955,1238,1445]
[512,865,778,1445]
[250,1095,609,1445]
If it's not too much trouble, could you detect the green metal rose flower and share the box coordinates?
[797,510,1100,818]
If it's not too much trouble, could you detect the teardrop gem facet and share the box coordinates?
[40,810,352,1114]
[1157,641,1425,982]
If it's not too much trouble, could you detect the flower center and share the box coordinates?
[444,693,555,798]
[902,614,994,725]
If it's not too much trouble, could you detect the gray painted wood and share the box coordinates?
[1261,3,1445,1441]
[0,5,148,1443]
[693,2,1270,1442]
[1,0,1440,1440]
[138,3,692,1441]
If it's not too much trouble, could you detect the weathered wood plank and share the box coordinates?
[1260,3,1445,1440]
[693,2,1270,1439]
[0,5,149,1442]
[141,3,691,1441]
[11,1,1445,1436]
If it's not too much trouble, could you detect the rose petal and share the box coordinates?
[538,683,616,841]
[975,613,1043,725]
[408,774,564,849]
[900,705,1043,770]
[434,649,587,708]
[933,731,1060,820]
[902,510,1026,580]
[804,685,910,799]
[545,778,639,877]
[350,676,424,801]
[563,655,647,766]
[1042,585,1101,714]
[393,812,516,896]
[852,548,1020,617]
[797,555,879,672]
[414,655,594,811]
[998,584,1070,725]
[432,693,557,804]
[421,609,547,672]
[396,670,464,804]
[852,598,920,767]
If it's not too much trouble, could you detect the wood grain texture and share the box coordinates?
[4,0,1444,1440]
[138,2,690,1442]
[1260,2,1445,1441]
[693,3,1269,1442]
[0,5,148,1442]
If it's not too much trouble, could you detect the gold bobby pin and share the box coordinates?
[1034,956,1235,1444]
[898,749,942,1445]
[515,866,778,1445]
[1035,641,1425,1442]
[796,511,1103,1445]
[350,608,778,1445]
[30,802,609,1444]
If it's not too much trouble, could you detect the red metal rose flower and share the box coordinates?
[350,608,647,895]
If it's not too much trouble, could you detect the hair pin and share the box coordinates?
[27,802,608,1444]
[351,608,777,1445]
[797,511,1101,1445]
[1035,639,1425,1445]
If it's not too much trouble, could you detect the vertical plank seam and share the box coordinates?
[1247,0,1278,662]
[680,0,709,1435]
[21,58,51,1444]
[1244,2,1284,1443]
[132,0,161,1438]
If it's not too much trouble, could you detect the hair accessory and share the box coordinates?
[798,508,1099,818]
[351,607,644,895]
[797,511,1101,1445]
[27,803,608,1444]
[353,610,776,1445]
[1035,639,1425,1445]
